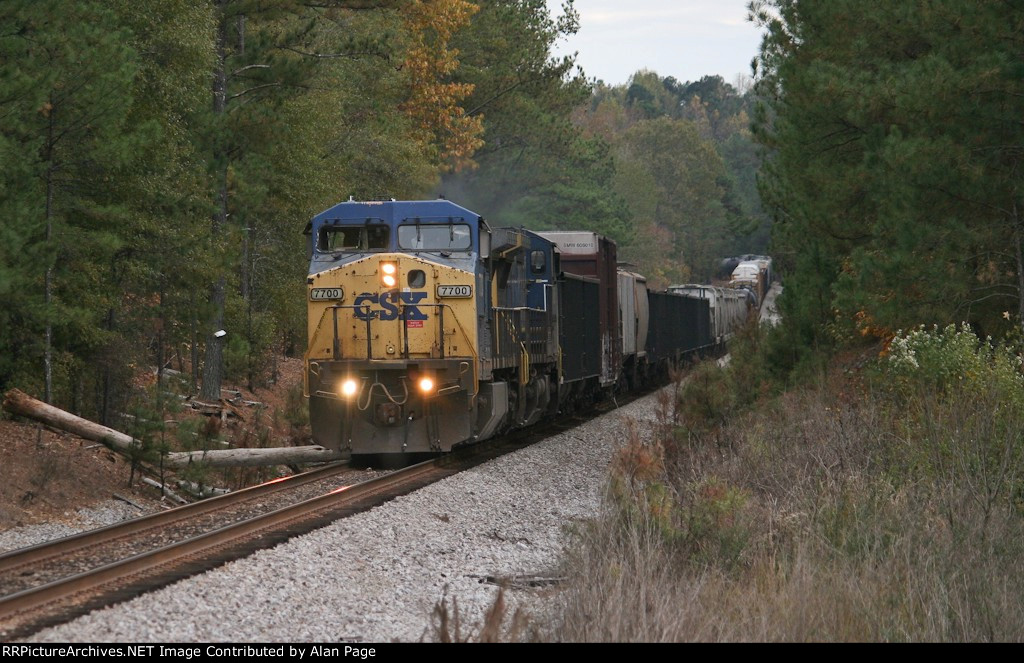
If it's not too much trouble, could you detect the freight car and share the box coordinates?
[667,284,749,347]
[303,199,753,455]
[728,255,773,308]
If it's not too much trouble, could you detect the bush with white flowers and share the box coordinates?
[887,323,1024,410]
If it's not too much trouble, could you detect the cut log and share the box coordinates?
[142,477,188,504]
[154,366,183,377]
[3,389,346,468]
[4,389,140,456]
[188,398,246,421]
[176,480,230,498]
[166,446,346,468]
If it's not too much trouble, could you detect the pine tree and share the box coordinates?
[0,1,145,408]
[753,0,1024,341]
[440,0,631,242]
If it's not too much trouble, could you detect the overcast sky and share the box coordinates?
[545,0,765,87]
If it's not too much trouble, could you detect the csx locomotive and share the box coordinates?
[303,198,753,455]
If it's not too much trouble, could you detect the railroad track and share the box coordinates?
[0,427,551,640]
[0,460,367,639]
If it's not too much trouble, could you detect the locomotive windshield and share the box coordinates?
[397,223,471,251]
[319,224,389,252]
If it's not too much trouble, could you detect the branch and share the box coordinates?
[231,64,270,77]
[301,1,401,8]
[933,186,1015,219]
[963,291,1018,304]
[228,83,282,101]
[278,46,383,60]
[465,74,544,117]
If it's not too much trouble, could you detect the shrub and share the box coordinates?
[886,323,1024,405]
[555,327,1024,641]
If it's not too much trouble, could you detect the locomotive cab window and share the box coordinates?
[530,250,546,274]
[398,223,472,251]
[319,225,389,252]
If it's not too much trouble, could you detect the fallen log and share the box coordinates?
[3,389,140,457]
[188,399,242,419]
[3,389,345,468]
[142,477,188,504]
[165,446,346,468]
[176,479,230,498]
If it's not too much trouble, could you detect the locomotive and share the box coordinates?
[303,198,753,455]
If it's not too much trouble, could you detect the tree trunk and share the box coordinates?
[200,275,227,401]
[190,296,199,392]
[141,477,189,504]
[101,307,115,427]
[1016,207,1024,335]
[3,389,345,468]
[200,6,230,402]
[43,92,56,405]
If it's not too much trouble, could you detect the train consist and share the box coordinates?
[303,199,758,455]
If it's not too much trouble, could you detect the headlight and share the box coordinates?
[418,376,434,393]
[380,262,397,288]
[341,378,359,398]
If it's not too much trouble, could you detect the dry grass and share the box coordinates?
[428,588,535,642]
[555,367,1024,642]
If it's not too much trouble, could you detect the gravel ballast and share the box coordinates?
[27,391,664,643]
[0,501,150,555]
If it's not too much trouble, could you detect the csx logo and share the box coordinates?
[353,292,428,321]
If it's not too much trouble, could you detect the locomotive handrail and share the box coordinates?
[304,304,374,358]
[305,301,477,387]
[400,302,479,377]
[303,307,342,397]
[491,305,548,313]
[398,302,453,360]
[321,303,376,358]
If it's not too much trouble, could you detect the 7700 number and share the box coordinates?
[310,287,343,301]
[436,285,472,298]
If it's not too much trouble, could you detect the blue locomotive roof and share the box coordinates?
[312,198,481,225]
[306,199,484,276]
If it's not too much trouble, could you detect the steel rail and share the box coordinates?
[0,460,351,577]
[0,436,528,639]
[0,381,663,640]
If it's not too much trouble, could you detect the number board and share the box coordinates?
[310,287,344,301]
[436,284,472,298]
